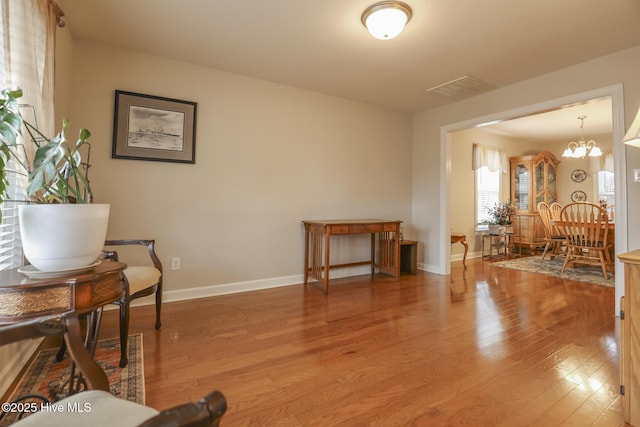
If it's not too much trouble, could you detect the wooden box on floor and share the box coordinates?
[619,249,640,427]
[400,240,417,274]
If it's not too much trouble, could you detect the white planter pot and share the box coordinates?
[19,204,110,272]
[488,224,505,235]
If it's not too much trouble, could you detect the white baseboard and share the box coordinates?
[418,262,439,274]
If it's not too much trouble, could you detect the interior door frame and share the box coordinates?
[440,84,627,312]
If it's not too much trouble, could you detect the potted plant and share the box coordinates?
[481,202,514,234]
[0,88,109,272]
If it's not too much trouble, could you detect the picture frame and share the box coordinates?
[112,90,197,163]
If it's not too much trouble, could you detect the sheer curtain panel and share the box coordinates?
[472,143,508,173]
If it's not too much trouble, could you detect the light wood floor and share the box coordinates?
[96,257,627,426]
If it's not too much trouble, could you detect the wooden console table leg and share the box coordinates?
[371,233,376,275]
[303,227,309,285]
[323,229,330,294]
[394,233,401,278]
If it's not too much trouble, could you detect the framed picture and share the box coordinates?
[112,90,197,163]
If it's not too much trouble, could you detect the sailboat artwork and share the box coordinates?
[127,105,185,151]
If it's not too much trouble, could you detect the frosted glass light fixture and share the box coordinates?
[361,1,412,40]
[562,116,602,158]
[622,106,640,147]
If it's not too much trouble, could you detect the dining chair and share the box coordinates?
[549,202,563,220]
[2,317,226,427]
[537,202,566,262]
[557,202,613,279]
[103,239,163,367]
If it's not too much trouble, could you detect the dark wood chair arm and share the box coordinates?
[137,390,227,427]
[104,239,162,273]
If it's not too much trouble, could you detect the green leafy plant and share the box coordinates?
[481,202,514,225]
[0,88,93,212]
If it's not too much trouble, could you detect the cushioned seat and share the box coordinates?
[13,391,157,426]
[123,266,162,294]
[12,389,227,427]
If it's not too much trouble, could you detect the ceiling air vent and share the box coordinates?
[426,75,494,99]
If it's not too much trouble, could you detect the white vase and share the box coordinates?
[19,204,110,272]
[488,224,501,234]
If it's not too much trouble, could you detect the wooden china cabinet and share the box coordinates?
[509,151,560,250]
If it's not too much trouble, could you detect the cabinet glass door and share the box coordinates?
[535,161,545,207]
[548,163,557,201]
[514,164,529,211]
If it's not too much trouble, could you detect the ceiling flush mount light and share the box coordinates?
[562,116,602,158]
[361,1,412,40]
[622,106,640,148]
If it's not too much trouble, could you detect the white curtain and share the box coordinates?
[588,152,614,175]
[1,0,60,166]
[472,143,508,173]
[0,0,60,271]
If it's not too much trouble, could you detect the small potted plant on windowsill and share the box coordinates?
[481,202,514,234]
[0,88,109,273]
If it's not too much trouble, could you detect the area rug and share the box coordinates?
[0,334,144,426]
[492,255,614,287]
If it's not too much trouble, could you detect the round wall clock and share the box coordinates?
[571,169,587,182]
[571,190,587,202]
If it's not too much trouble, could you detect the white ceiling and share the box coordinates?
[56,0,639,138]
[482,97,613,143]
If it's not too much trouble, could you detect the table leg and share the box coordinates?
[63,315,109,392]
[303,226,309,285]
[394,233,401,278]
[323,230,330,294]
[460,239,468,268]
[371,233,376,275]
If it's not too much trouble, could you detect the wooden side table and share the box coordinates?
[450,232,468,268]
[0,261,127,392]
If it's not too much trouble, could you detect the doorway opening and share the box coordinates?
[440,84,627,314]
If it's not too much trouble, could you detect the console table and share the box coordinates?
[0,261,127,392]
[302,219,402,294]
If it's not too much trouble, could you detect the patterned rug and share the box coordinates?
[0,334,144,426]
[491,255,614,287]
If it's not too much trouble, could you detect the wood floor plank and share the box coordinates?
[91,257,628,426]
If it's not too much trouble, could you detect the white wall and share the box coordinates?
[57,38,413,297]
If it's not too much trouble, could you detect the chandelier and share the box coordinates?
[562,116,602,158]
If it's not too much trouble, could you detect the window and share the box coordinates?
[597,170,615,217]
[0,164,25,270]
[476,166,501,224]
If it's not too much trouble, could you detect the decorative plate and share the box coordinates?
[571,169,587,182]
[18,260,101,279]
[570,190,587,202]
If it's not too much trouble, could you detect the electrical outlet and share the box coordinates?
[171,257,181,270]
